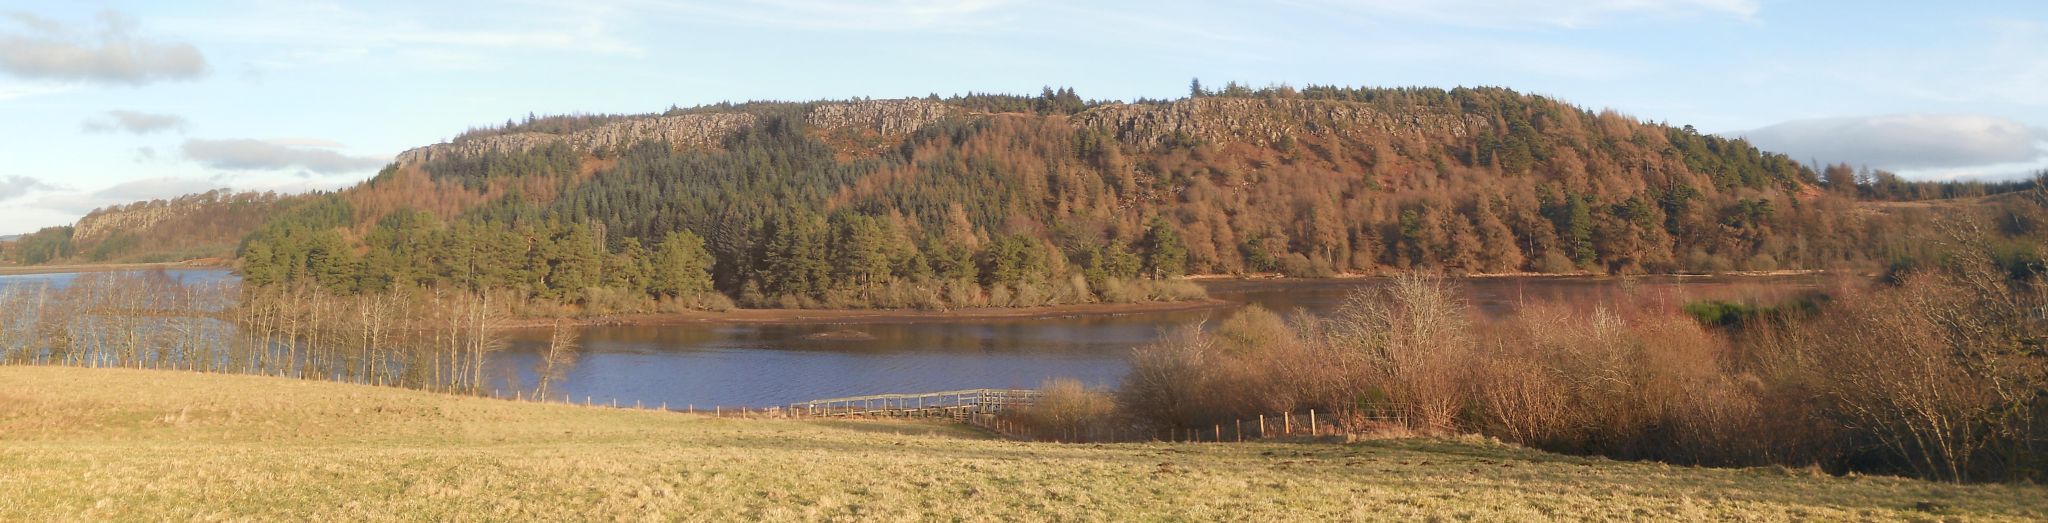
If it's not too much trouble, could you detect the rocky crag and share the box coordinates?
[394,97,1489,165]
[394,100,954,165]
[1072,98,1491,148]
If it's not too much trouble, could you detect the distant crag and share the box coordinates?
[394,99,954,165]
[1073,97,1490,148]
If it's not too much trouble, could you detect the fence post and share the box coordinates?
[1236,419,1243,442]
[1284,412,1292,435]
[1214,424,1221,443]
[1310,410,1317,436]
[1259,414,1266,439]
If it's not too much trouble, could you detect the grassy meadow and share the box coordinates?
[1,367,2042,521]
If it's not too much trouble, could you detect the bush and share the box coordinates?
[1115,255,2046,481]
[1008,379,1117,442]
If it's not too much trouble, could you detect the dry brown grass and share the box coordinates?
[1,367,2044,521]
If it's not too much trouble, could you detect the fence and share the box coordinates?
[969,407,1412,444]
[483,387,1412,445]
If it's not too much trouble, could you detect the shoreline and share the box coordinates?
[504,298,1236,329]
[0,260,231,276]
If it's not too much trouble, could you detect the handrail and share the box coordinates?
[788,388,1044,417]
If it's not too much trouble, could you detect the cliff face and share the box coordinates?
[391,97,1493,166]
[1072,98,1491,148]
[802,99,952,135]
[393,100,954,165]
[74,195,210,243]
[393,113,759,165]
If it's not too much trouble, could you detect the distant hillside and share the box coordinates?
[21,84,2040,309]
[237,85,2048,310]
[6,190,312,265]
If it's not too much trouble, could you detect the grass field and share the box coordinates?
[1,367,2042,521]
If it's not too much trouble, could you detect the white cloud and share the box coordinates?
[181,138,388,175]
[0,175,55,201]
[1737,114,2043,169]
[1298,0,1758,29]
[30,176,225,214]
[660,0,1021,31]
[0,10,207,85]
[81,109,187,134]
[1735,114,2048,179]
[159,1,643,70]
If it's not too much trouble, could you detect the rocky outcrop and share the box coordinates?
[804,99,951,135]
[393,113,759,165]
[1072,98,1490,148]
[393,100,955,165]
[73,190,228,243]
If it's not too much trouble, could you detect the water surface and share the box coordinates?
[496,275,1820,408]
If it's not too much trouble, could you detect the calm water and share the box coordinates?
[0,268,237,290]
[493,275,1821,408]
[5,268,1816,408]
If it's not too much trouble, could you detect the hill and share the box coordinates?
[5,189,310,266]
[14,85,2040,310]
[1,366,2041,521]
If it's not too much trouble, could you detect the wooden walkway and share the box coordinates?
[789,388,1042,420]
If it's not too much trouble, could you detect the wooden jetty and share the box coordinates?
[789,388,1042,420]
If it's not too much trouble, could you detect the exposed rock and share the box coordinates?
[1072,98,1490,148]
[393,113,758,165]
[73,190,233,243]
[804,99,951,135]
[393,100,955,165]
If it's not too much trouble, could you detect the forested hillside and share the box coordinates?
[5,190,309,266]
[128,85,2042,310]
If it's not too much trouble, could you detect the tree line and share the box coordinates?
[0,270,513,395]
[1048,183,2048,483]
[204,84,2043,310]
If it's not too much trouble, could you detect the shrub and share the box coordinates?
[1008,378,1117,442]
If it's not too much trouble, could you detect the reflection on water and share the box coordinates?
[0,269,237,291]
[4,269,1816,408]
[496,275,1821,408]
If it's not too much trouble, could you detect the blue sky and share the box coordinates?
[0,0,2044,235]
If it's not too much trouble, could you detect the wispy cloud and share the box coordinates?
[1297,0,1758,29]
[81,109,187,134]
[646,0,1021,32]
[0,10,207,85]
[181,138,387,175]
[30,176,225,214]
[1736,113,2048,178]
[0,175,55,202]
[160,1,643,68]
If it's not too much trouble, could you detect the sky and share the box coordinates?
[0,0,2044,235]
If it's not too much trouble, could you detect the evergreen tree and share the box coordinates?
[650,231,714,297]
[606,239,654,291]
[760,213,831,299]
[829,214,890,288]
[1564,194,1596,267]
[1138,216,1187,278]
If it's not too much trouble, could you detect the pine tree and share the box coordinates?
[1564,194,1596,267]
[1138,216,1187,279]
[829,214,890,288]
[650,231,714,298]
[760,213,831,298]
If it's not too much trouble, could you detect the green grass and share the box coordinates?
[2,367,2043,521]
